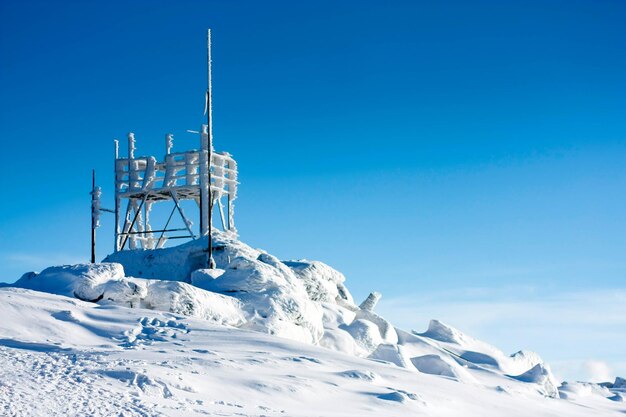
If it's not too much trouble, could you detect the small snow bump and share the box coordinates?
[337,370,377,381]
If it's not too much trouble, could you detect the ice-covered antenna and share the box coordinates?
[91,169,97,263]
[90,169,114,263]
[205,28,215,269]
[107,30,238,256]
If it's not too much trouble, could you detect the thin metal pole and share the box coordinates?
[91,169,96,263]
[226,160,230,231]
[206,29,215,269]
[114,140,120,252]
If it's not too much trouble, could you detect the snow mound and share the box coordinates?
[563,377,626,403]
[5,230,585,407]
[421,319,473,345]
[337,369,378,381]
[369,343,416,370]
[509,363,559,398]
[15,263,127,302]
[14,263,245,326]
[354,308,398,345]
[612,376,626,389]
[415,320,552,385]
[283,260,355,306]
[198,252,324,344]
[411,354,463,379]
[342,319,383,354]
[135,279,245,326]
[107,233,328,344]
[559,381,617,401]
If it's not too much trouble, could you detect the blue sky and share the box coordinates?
[1,1,625,381]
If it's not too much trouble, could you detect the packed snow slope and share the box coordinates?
[2,231,624,416]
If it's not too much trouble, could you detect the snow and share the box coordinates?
[284,259,355,306]
[1,287,624,416]
[14,263,245,326]
[2,230,625,416]
[509,363,559,398]
[358,291,381,311]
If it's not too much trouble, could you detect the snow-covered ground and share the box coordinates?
[1,232,624,416]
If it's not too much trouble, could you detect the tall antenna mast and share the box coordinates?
[91,169,97,263]
[206,29,215,269]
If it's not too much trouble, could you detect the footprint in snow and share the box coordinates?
[120,317,189,348]
[101,369,173,398]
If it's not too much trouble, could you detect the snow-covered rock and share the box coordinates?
[284,260,355,307]
[13,263,245,326]
[135,279,245,326]
[15,263,130,302]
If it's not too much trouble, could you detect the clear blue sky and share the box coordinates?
[1,1,625,381]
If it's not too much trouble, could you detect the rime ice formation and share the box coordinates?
[4,231,625,416]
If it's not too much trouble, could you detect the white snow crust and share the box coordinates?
[2,230,624,416]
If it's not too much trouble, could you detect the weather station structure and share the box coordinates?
[90,29,236,269]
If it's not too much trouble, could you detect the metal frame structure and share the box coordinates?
[112,129,238,253]
[91,29,236,268]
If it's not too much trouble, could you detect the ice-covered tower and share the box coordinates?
[103,30,237,268]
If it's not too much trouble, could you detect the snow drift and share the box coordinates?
[6,230,625,415]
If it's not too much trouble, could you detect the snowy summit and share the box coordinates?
[1,230,624,416]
